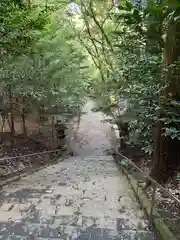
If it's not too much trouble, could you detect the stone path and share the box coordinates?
[0,100,159,239]
[67,100,115,156]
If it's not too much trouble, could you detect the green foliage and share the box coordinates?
[0,1,49,59]
[0,0,89,125]
[119,158,129,166]
[76,0,180,155]
[2,0,180,156]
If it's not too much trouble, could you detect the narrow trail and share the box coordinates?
[0,100,159,239]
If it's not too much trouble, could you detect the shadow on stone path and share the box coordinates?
[0,100,159,239]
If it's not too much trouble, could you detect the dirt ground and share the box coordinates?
[0,115,66,179]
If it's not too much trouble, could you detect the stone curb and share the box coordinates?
[121,166,177,240]
[0,153,69,188]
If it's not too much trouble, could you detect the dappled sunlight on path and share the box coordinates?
[0,100,159,239]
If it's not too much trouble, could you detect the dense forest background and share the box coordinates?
[1,0,180,237]
[1,0,180,187]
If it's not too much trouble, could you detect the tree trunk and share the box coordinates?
[8,86,15,136]
[21,97,27,136]
[45,0,48,9]
[150,19,180,184]
[0,113,5,133]
[21,112,27,136]
[51,116,55,147]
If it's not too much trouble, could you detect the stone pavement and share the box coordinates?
[67,100,115,157]
[0,100,159,239]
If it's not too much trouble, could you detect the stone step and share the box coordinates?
[83,156,114,161]
[0,151,159,240]
[22,214,148,230]
[0,222,156,239]
[1,217,157,240]
[63,155,114,163]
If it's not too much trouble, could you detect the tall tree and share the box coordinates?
[150,1,180,183]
